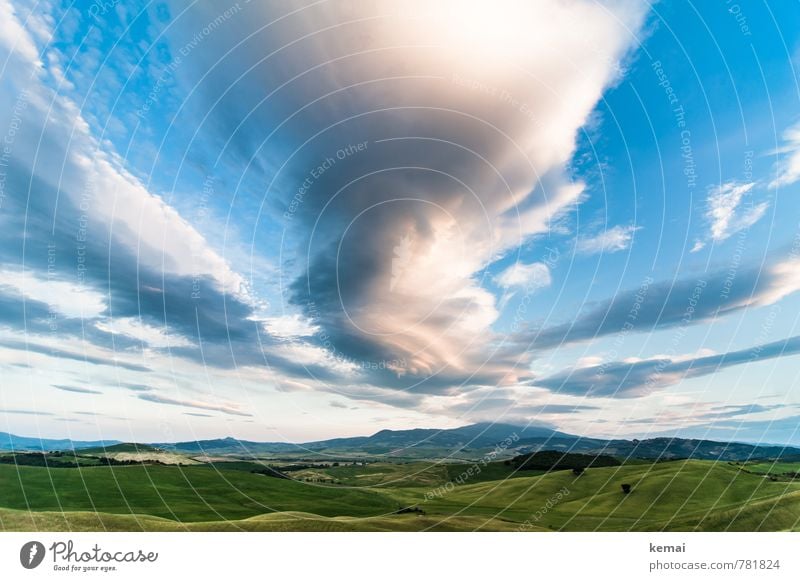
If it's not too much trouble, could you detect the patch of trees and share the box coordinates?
[278,463,334,472]
[0,452,81,468]
[250,466,291,480]
[621,483,632,494]
[394,505,425,515]
[0,452,166,468]
[97,457,157,466]
[509,451,621,472]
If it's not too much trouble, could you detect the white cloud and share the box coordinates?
[770,121,800,188]
[0,0,42,66]
[495,261,551,290]
[576,224,640,255]
[258,0,649,380]
[0,268,106,318]
[262,314,319,339]
[576,355,604,368]
[0,0,653,417]
[747,257,800,308]
[95,317,194,349]
[705,181,768,241]
[271,342,358,376]
[81,153,247,296]
[0,3,247,301]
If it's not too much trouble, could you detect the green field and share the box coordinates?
[2,455,800,531]
[742,460,800,477]
[401,460,800,531]
[0,464,396,523]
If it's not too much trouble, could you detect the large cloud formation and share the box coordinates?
[169,0,648,392]
[4,1,800,439]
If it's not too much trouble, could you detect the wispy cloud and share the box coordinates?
[120,384,153,392]
[770,121,800,188]
[651,413,800,446]
[494,262,552,290]
[137,393,252,417]
[537,334,800,398]
[576,225,640,255]
[0,340,151,372]
[0,269,106,319]
[52,385,103,395]
[693,182,769,252]
[94,318,194,349]
[261,315,319,340]
[525,254,800,350]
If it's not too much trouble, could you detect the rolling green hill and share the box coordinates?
[0,463,396,522]
[2,458,800,531]
[397,460,800,531]
[0,507,532,532]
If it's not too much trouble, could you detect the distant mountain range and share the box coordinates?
[4,423,800,462]
[0,432,120,451]
[157,422,567,456]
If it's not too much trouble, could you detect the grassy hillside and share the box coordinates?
[2,458,800,531]
[285,460,523,487]
[0,507,532,532]
[397,460,800,531]
[742,460,800,476]
[0,464,396,522]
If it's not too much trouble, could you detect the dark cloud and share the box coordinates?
[119,384,153,392]
[446,393,599,418]
[0,287,144,353]
[136,392,252,417]
[0,340,151,372]
[52,385,103,395]
[520,403,600,414]
[699,403,793,420]
[0,160,350,386]
[1,409,55,416]
[522,259,797,351]
[73,411,128,420]
[0,165,310,379]
[537,334,800,398]
[652,414,800,446]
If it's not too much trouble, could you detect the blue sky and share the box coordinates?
[1,0,800,444]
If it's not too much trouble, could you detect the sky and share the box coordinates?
[1,0,800,445]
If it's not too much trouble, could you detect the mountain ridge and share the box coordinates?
[4,423,800,461]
